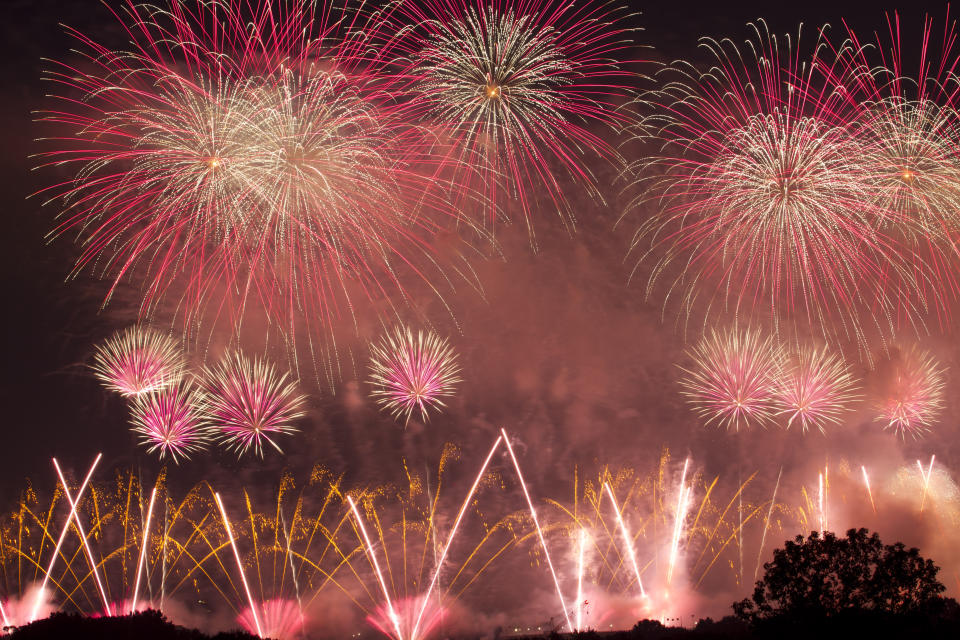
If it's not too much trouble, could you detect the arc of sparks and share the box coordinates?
[861,466,877,514]
[501,428,574,632]
[52,458,112,617]
[131,486,158,613]
[29,454,102,622]
[347,495,404,640]
[602,482,646,598]
[215,493,263,638]
[410,435,503,640]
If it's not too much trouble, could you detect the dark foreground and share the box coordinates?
[5,610,259,640]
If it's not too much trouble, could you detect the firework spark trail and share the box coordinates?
[131,486,157,614]
[666,459,690,587]
[602,482,646,598]
[279,508,305,630]
[862,466,877,514]
[30,456,101,614]
[215,493,263,638]
[818,472,826,533]
[919,455,936,513]
[410,436,503,640]
[52,459,112,617]
[0,597,9,629]
[753,467,782,582]
[347,495,404,640]
[501,428,573,632]
[575,528,586,632]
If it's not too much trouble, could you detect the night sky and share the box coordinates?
[2,0,960,629]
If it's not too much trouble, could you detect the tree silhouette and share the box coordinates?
[734,528,945,623]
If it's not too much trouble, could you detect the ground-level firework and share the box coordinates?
[4,439,955,638]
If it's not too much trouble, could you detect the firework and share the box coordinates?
[861,466,877,514]
[131,487,157,614]
[678,327,784,431]
[776,346,860,434]
[874,346,946,438]
[368,326,461,425]
[38,0,477,379]
[91,327,185,397]
[626,21,919,346]
[129,384,211,462]
[216,493,263,637]
[201,352,305,458]
[377,0,639,241]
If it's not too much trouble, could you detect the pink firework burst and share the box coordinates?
[627,20,920,348]
[37,0,478,379]
[678,327,784,431]
[874,345,946,438]
[238,599,305,640]
[368,326,461,425]
[777,346,860,434]
[201,352,306,458]
[375,0,641,242]
[92,326,185,397]
[129,384,210,462]
[367,594,446,640]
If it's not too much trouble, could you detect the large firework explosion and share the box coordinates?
[373,0,641,243]
[36,0,481,383]
[625,21,936,349]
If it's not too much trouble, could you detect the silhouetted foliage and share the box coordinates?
[6,609,261,640]
[734,528,945,623]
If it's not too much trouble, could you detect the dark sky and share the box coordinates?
[2,0,959,627]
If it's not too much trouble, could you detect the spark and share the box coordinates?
[215,493,263,638]
[501,428,573,632]
[602,483,646,598]
[52,459,112,617]
[575,528,587,632]
[666,459,690,587]
[919,455,936,513]
[410,435,503,640]
[862,466,877,514]
[131,486,157,614]
[28,453,101,622]
[347,496,404,640]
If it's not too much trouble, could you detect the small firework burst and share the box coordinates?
[92,326,185,397]
[777,346,860,434]
[201,352,306,457]
[678,327,784,431]
[129,384,210,462]
[875,346,946,438]
[368,326,461,425]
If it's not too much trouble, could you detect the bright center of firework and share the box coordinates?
[485,84,501,99]
[900,168,916,183]
[207,157,221,169]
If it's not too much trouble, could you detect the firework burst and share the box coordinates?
[238,599,304,640]
[874,345,946,438]
[129,384,211,462]
[91,326,185,397]
[626,21,920,346]
[678,327,784,431]
[201,352,306,457]
[776,346,860,434]
[377,0,639,241]
[37,0,478,380]
[368,326,461,425]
